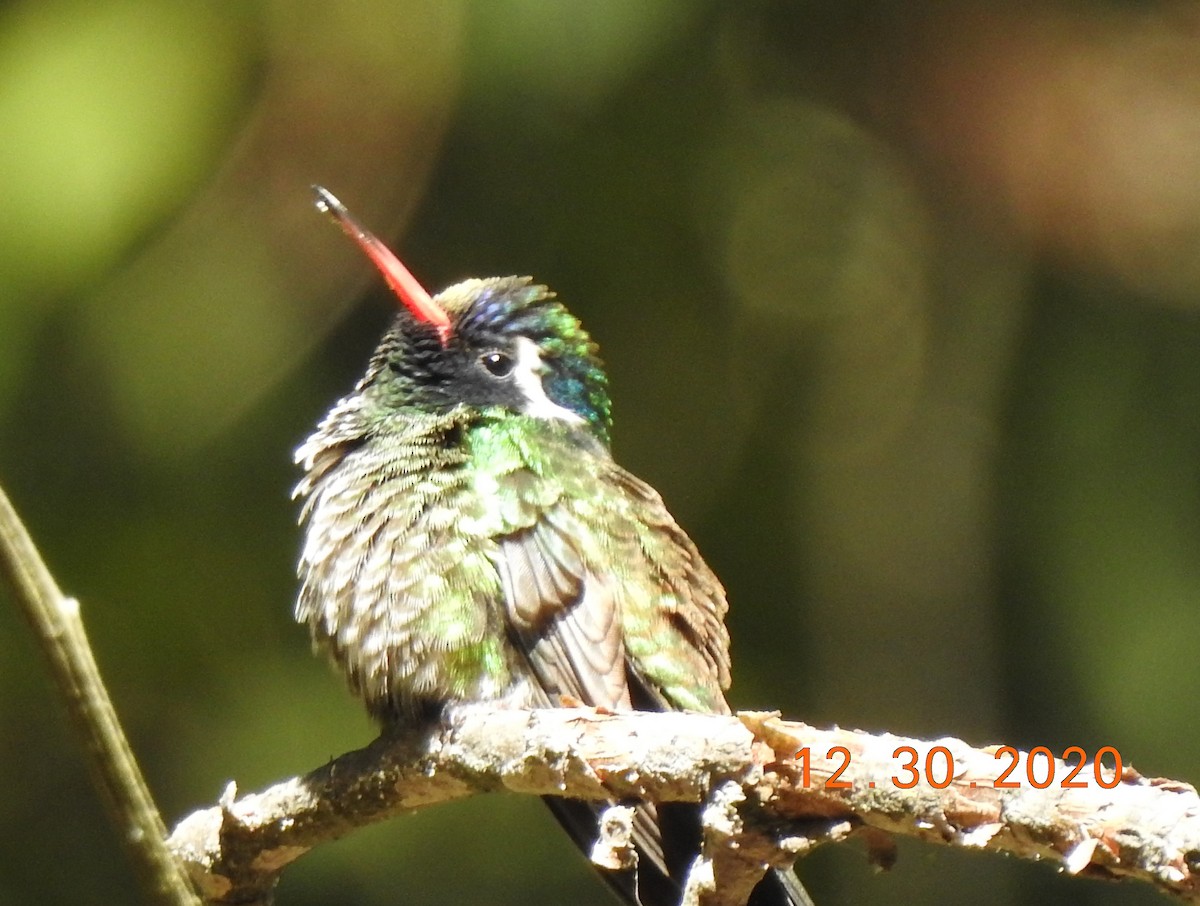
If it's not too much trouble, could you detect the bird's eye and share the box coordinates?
[479,351,515,378]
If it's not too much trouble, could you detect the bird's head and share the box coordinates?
[314,186,612,446]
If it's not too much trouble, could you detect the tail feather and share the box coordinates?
[542,796,814,906]
[755,868,816,906]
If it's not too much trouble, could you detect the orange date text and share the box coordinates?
[792,745,1123,791]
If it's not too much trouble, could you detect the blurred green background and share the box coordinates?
[1,1,1197,904]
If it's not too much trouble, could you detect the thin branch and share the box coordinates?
[8,472,1200,905]
[168,706,1200,905]
[0,483,201,906]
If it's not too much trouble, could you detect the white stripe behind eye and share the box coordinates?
[512,336,585,425]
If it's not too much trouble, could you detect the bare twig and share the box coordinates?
[168,706,1200,905]
[0,484,201,906]
[7,474,1200,906]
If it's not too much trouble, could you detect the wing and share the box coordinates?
[493,503,686,901]
[486,446,731,716]
[491,505,680,902]
[479,421,735,904]
[495,505,631,709]
[611,467,731,715]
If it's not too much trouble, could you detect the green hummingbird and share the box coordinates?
[295,186,812,906]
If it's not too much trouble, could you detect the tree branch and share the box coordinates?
[168,706,1200,905]
[0,484,202,906]
[7,475,1200,905]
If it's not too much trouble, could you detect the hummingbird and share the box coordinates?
[295,186,812,906]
